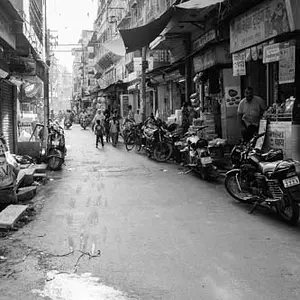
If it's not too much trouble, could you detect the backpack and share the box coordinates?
[95,124,103,135]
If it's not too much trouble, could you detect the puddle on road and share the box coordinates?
[32,270,135,300]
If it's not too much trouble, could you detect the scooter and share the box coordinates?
[32,122,67,171]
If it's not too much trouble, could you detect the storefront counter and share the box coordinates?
[263,121,300,161]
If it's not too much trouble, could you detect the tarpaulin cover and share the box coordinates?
[119,8,174,53]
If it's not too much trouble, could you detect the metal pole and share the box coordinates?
[43,5,50,149]
[81,45,85,110]
[140,46,147,122]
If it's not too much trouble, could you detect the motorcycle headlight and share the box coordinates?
[41,148,46,156]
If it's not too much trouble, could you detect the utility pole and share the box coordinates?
[43,1,50,149]
[140,46,147,122]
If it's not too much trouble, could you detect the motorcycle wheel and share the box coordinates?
[276,195,299,225]
[125,133,135,152]
[135,135,142,152]
[48,156,63,171]
[225,170,254,202]
[153,142,173,162]
[200,168,209,181]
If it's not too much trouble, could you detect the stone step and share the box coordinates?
[17,186,37,202]
[0,205,28,229]
[29,163,48,174]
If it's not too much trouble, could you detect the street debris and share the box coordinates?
[49,249,102,273]
[0,255,7,262]
[0,205,28,229]
[32,271,134,300]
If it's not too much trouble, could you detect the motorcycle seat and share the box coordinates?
[259,161,281,174]
[144,128,157,137]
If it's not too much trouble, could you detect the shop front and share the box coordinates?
[230,0,300,160]
[0,4,18,153]
[192,41,232,141]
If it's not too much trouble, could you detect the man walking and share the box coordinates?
[238,87,267,142]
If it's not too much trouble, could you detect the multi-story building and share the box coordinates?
[91,0,128,113]
[49,56,72,113]
[0,0,47,152]
[72,30,95,110]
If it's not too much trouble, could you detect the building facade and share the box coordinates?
[0,0,47,152]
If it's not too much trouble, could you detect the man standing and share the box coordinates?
[238,87,267,142]
[92,109,105,131]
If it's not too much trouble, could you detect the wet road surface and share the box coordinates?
[1,124,300,300]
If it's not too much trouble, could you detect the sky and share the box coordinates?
[47,0,98,72]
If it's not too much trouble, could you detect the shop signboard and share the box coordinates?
[232,51,246,76]
[0,10,16,49]
[225,86,241,107]
[230,0,290,53]
[10,57,36,76]
[192,29,216,52]
[263,43,280,63]
[279,41,295,84]
[193,43,231,73]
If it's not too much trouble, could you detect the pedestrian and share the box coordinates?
[110,112,119,147]
[238,87,267,142]
[94,119,104,148]
[92,109,105,131]
[127,105,135,121]
[104,109,111,143]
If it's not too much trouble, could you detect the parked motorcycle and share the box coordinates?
[64,120,72,130]
[141,118,173,162]
[47,122,66,170]
[180,126,219,180]
[225,132,300,225]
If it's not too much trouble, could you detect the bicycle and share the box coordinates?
[125,124,143,152]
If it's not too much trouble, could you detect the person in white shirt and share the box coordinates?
[238,87,267,142]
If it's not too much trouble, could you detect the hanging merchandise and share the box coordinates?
[251,46,258,61]
[257,44,264,60]
[245,48,251,62]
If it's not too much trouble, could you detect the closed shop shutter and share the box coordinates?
[0,81,15,153]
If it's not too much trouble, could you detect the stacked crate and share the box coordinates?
[202,113,218,141]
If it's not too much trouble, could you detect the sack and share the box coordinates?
[0,162,16,189]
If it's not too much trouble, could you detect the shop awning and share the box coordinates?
[150,0,224,51]
[118,8,174,53]
[176,0,224,10]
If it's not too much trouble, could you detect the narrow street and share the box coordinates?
[1,125,300,300]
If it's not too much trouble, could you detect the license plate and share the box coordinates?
[52,141,59,146]
[283,176,300,188]
[201,157,212,165]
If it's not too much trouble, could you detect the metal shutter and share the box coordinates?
[0,81,15,153]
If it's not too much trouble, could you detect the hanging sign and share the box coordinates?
[279,41,296,84]
[232,51,246,76]
[230,0,290,53]
[192,29,216,52]
[263,43,280,63]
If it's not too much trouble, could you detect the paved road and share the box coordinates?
[1,124,300,300]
